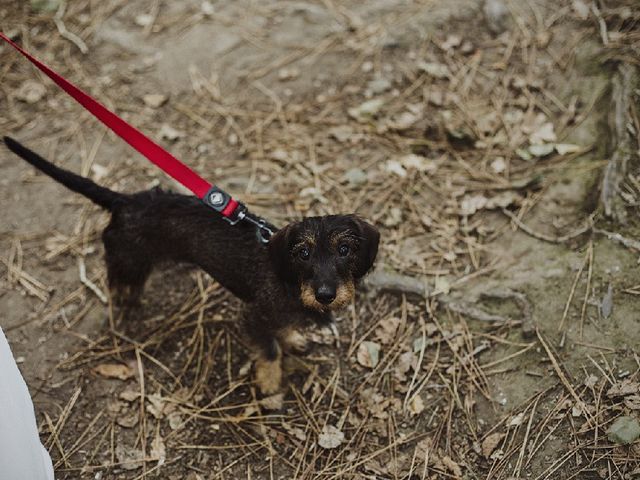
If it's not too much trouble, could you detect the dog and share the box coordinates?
[3,137,380,395]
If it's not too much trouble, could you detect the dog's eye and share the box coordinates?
[299,247,310,260]
[338,244,350,257]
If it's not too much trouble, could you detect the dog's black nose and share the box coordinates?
[315,285,336,305]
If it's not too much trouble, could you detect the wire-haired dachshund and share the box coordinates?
[3,137,380,396]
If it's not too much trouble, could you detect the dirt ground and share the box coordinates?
[1,0,640,479]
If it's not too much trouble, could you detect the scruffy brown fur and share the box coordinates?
[4,137,380,396]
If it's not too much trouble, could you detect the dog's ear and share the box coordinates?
[349,216,380,279]
[268,223,298,282]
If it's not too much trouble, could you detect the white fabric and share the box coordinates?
[0,327,55,480]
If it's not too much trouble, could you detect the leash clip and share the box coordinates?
[202,186,273,244]
[242,212,274,245]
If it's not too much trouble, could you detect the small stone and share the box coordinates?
[555,143,581,155]
[572,0,590,19]
[30,0,61,12]
[318,425,345,449]
[143,93,168,108]
[491,157,507,173]
[366,76,392,95]
[528,144,555,157]
[201,0,214,15]
[361,61,373,73]
[417,62,449,79]
[441,35,461,51]
[384,207,402,227]
[607,416,640,445]
[134,13,154,27]
[16,80,46,104]
[343,168,367,186]
[460,40,475,54]
[278,67,300,81]
[483,0,510,34]
[348,98,384,122]
[159,124,184,141]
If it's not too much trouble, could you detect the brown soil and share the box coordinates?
[1,1,639,479]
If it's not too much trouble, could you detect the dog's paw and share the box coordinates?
[282,329,309,355]
[255,357,282,396]
[259,393,284,411]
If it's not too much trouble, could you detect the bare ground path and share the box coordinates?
[1,1,639,478]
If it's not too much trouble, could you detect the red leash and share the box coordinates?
[0,32,271,236]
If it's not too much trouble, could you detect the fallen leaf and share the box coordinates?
[584,374,599,388]
[150,431,166,465]
[283,422,307,441]
[434,276,451,295]
[357,341,381,369]
[441,455,463,477]
[601,283,613,319]
[607,416,640,445]
[625,395,640,410]
[482,432,505,458]
[143,93,168,108]
[93,363,135,381]
[509,412,525,427]
[119,389,140,402]
[147,393,170,419]
[395,351,415,378]
[607,379,639,397]
[168,412,183,430]
[115,444,144,471]
[116,411,139,428]
[375,317,401,344]
[318,424,344,449]
[407,395,425,416]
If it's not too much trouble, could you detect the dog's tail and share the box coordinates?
[3,136,124,210]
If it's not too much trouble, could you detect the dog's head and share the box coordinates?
[268,215,379,311]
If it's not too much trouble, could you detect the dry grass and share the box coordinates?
[1,0,639,479]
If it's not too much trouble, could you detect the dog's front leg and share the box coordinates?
[244,310,284,395]
[253,336,283,396]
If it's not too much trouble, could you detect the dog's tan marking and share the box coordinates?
[300,280,355,311]
[295,232,316,250]
[332,280,355,308]
[329,230,354,249]
[278,326,308,353]
[300,282,320,310]
[255,346,282,395]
